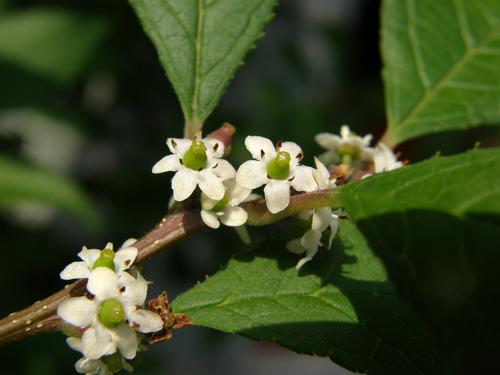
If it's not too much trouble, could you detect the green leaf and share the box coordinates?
[0,9,107,84]
[338,147,500,373]
[173,222,439,374]
[382,0,500,146]
[129,0,277,137]
[0,156,97,226]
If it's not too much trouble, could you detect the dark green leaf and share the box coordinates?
[129,0,277,136]
[173,222,439,374]
[382,0,500,145]
[338,147,500,373]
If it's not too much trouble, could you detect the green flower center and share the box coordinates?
[336,144,360,160]
[98,299,125,328]
[92,249,115,271]
[266,151,291,180]
[212,193,229,211]
[183,140,208,170]
[102,352,124,373]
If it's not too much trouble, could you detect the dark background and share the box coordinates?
[1,0,498,374]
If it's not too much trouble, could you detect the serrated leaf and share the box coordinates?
[129,0,277,137]
[173,222,439,374]
[0,156,97,226]
[338,148,500,373]
[0,9,107,84]
[382,0,500,145]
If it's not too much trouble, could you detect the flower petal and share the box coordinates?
[113,324,139,359]
[312,207,333,232]
[313,157,333,190]
[278,141,303,161]
[204,138,225,158]
[200,209,220,229]
[119,273,148,307]
[82,326,115,359]
[340,125,351,139]
[114,247,138,273]
[78,247,101,267]
[315,133,341,151]
[264,180,290,214]
[244,136,275,160]
[291,166,316,192]
[60,261,91,280]
[166,138,191,156]
[328,216,340,248]
[286,238,306,255]
[220,206,248,227]
[225,178,251,206]
[120,238,137,249]
[128,310,164,333]
[57,297,97,328]
[75,357,102,373]
[300,229,322,252]
[152,154,180,174]
[236,160,267,189]
[171,168,198,201]
[87,268,119,301]
[211,159,236,180]
[66,337,83,352]
[198,169,225,200]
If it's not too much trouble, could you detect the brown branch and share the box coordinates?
[0,189,339,346]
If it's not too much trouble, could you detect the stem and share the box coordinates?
[0,189,339,346]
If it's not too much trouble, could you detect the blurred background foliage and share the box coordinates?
[0,0,499,374]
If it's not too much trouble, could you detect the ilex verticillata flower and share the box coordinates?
[373,143,403,173]
[315,125,374,165]
[57,268,163,360]
[236,136,316,213]
[60,239,138,280]
[287,158,340,268]
[152,137,235,201]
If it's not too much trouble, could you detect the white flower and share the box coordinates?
[286,158,339,269]
[236,136,316,214]
[66,337,133,375]
[152,137,235,201]
[373,143,403,173]
[315,125,374,164]
[200,178,251,229]
[58,268,163,360]
[60,239,138,281]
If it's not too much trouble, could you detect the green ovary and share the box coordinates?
[92,249,115,271]
[212,193,229,211]
[266,151,291,180]
[98,299,125,328]
[183,140,208,170]
[336,144,360,159]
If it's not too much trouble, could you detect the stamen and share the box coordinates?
[276,140,283,149]
[171,139,177,148]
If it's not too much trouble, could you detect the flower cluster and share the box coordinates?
[57,240,163,374]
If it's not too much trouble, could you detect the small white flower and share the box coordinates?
[286,158,340,269]
[58,268,163,360]
[152,137,235,201]
[315,125,374,165]
[236,136,316,214]
[200,178,251,229]
[60,239,138,281]
[373,143,403,173]
[66,337,133,375]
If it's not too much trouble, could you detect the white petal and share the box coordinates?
[171,168,198,201]
[220,206,248,227]
[78,248,101,268]
[152,154,180,174]
[313,157,333,190]
[234,225,251,245]
[113,324,139,359]
[200,209,220,229]
[204,138,225,158]
[278,141,303,161]
[291,166,317,192]
[328,217,340,248]
[82,326,116,359]
[374,143,401,173]
[66,337,83,352]
[120,238,137,250]
[57,297,97,328]
[225,178,251,206]
[60,262,90,280]
[198,169,225,200]
[340,125,351,139]
[236,160,267,189]
[211,159,236,180]
[114,247,138,273]
[264,180,290,214]
[200,193,217,210]
[312,207,333,232]
[119,273,148,307]
[301,230,322,252]
[315,133,341,151]
[75,357,102,373]
[87,268,119,301]
[127,310,164,333]
[244,135,276,160]
[166,138,191,156]
[286,238,306,255]
[296,256,313,269]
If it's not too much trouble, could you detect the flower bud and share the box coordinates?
[183,140,208,170]
[98,299,125,328]
[266,151,291,180]
[92,249,115,271]
[102,352,124,373]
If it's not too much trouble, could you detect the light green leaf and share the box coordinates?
[129,0,277,137]
[0,9,107,84]
[173,222,439,374]
[0,156,97,226]
[338,147,500,373]
[382,0,500,146]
